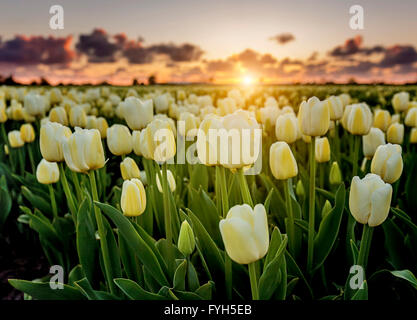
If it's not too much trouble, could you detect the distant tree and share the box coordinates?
[39,77,50,86]
[132,78,139,86]
[148,75,157,85]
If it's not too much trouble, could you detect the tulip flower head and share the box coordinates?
[219,204,269,264]
[178,220,196,256]
[40,122,72,162]
[349,174,392,227]
[107,124,133,156]
[69,105,87,128]
[140,119,176,162]
[373,109,391,132]
[121,178,147,217]
[371,143,403,184]
[120,157,141,180]
[392,91,409,113]
[387,123,404,144]
[342,103,373,135]
[275,113,300,144]
[49,106,68,126]
[8,130,24,148]
[362,127,385,159]
[269,141,298,180]
[410,128,417,144]
[325,95,344,121]
[405,107,417,127]
[20,123,35,143]
[298,97,330,137]
[315,137,330,163]
[62,127,105,173]
[156,169,176,193]
[36,159,59,184]
[329,161,342,185]
[120,97,154,130]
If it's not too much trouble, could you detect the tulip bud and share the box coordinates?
[325,96,344,120]
[0,104,8,123]
[315,137,330,163]
[322,200,332,219]
[40,122,72,162]
[178,220,196,256]
[405,107,417,127]
[298,97,330,137]
[69,105,87,128]
[156,169,176,193]
[24,93,46,116]
[342,103,373,135]
[121,178,147,217]
[390,114,400,125]
[62,128,105,173]
[219,204,269,264]
[49,106,68,126]
[20,123,35,143]
[178,111,200,138]
[120,97,154,130]
[410,128,417,144]
[132,130,142,156]
[140,119,176,162]
[107,124,133,156]
[86,115,97,130]
[275,113,300,144]
[387,123,404,144]
[339,93,351,107]
[371,143,403,184]
[349,174,392,227]
[362,127,385,159]
[329,161,342,185]
[96,117,108,138]
[296,179,305,198]
[36,159,59,184]
[392,91,409,113]
[373,110,391,132]
[4,144,9,155]
[8,130,24,148]
[269,141,298,180]
[154,94,170,113]
[120,157,141,180]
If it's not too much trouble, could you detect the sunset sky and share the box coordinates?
[0,0,417,84]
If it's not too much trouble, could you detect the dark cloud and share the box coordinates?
[76,28,122,62]
[379,45,417,67]
[329,35,385,57]
[0,35,74,64]
[206,59,235,72]
[147,43,203,62]
[270,33,295,45]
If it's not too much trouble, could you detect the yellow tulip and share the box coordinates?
[178,111,200,138]
[405,107,417,127]
[49,106,68,125]
[69,105,87,128]
[106,124,133,156]
[62,128,105,173]
[178,220,195,256]
[269,141,298,180]
[325,96,344,120]
[120,97,154,130]
[217,97,237,116]
[140,119,176,162]
[298,96,330,137]
[40,122,72,162]
[121,178,147,217]
[219,204,269,264]
[387,123,404,144]
[132,130,142,156]
[120,157,141,180]
[362,127,385,159]
[390,114,400,125]
[36,159,59,184]
[275,113,300,144]
[20,123,35,143]
[371,143,403,184]
[342,103,373,135]
[0,103,7,123]
[410,128,417,144]
[8,130,24,148]
[156,169,176,193]
[392,91,409,113]
[349,174,392,227]
[315,137,330,163]
[86,115,98,130]
[96,117,108,138]
[373,110,391,132]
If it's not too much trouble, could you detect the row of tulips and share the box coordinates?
[1,84,417,300]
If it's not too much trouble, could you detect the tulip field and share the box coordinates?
[1,84,417,301]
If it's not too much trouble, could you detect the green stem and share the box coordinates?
[48,184,58,219]
[352,135,360,178]
[248,262,259,300]
[17,148,25,175]
[162,162,172,244]
[27,144,35,174]
[307,136,316,274]
[89,170,116,295]
[219,166,229,217]
[284,179,295,256]
[237,168,253,207]
[357,224,374,270]
[58,162,77,222]
[71,170,83,202]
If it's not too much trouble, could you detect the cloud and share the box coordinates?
[379,45,417,67]
[329,35,385,57]
[270,33,295,45]
[0,35,74,64]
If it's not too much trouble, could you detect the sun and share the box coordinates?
[242,75,254,85]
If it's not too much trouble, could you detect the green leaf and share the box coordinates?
[173,259,187,291]
[21,186,52,216]
[390,270,417,290]
[383,219,407,269]
[95,201,169,287]
[76,198,98,284]
[114,278,166,300]
[190,164,209,191]
[68,265,86,286]
[351,281,368,300]
[0,175,12,228]
[313,183,346,271]
[8,279,85,300]
[195,281,214,300]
